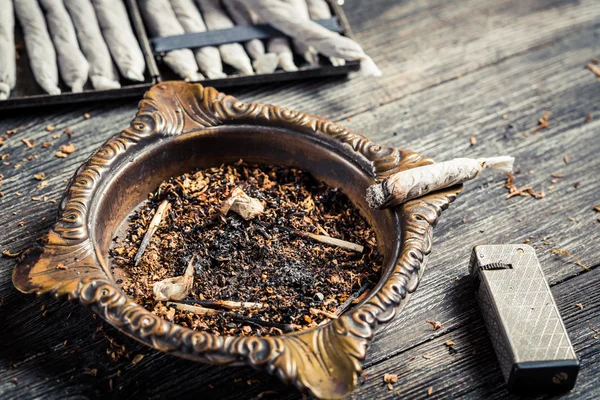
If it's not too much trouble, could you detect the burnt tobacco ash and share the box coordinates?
[110,161,381,336]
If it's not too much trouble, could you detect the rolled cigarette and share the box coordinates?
[166,301,217,315]
[244,0,381,76]
[284,0,319,66]
[366,156,515,209]
[181,299,264,310]
[305,0,345,66]
[171,0,226,79]
[39,0,90,93]
[14,0,61,95]
[196,0,255,75]
[140,0,203,81]
[225,0,298,72]
[222,0,279,74]
[305,0,330,20]
[92,0,146,82]
[268,37,298,72]
[64,0,121,90]
[0,0,17,100]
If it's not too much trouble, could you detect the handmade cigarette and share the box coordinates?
[166,301,217,315]
[39,0,90,93]
[140,0,203,81]
[92,0,146,82]
[231,0,297,72]
[243,0,381,76]
[297,231,364,253]
[223,0,296,72]
[305,0,330,20]
[181,299,264,310]
[153,256,195,301]
[134,200,170,266]
[268,38,298,71]
[220,187,265,220]
[222,0,279,74]
[196,0,255,75]
[171,0,226,79]
[64,0,121,90]
[305,0,345,66]
[0,0,16,99]
[14,0,61,95]
[366,156,515,209]
[284,0,319,66]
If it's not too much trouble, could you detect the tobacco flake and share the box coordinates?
[2,249,21,257]
[21,138,35,148]
[586,63,600,78]
[131,354,144,365]
[551,248,589,271]
[59,143,76,154]
[535,111,550,132]
[505,172,545,199]
[426,320,442,330]
[383,373,398,391]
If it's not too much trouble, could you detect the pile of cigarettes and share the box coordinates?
[0,0,380,100]
[3,0,145,97]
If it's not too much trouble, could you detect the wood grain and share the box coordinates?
[230,0,600,121]
[347,19,600,368]
[345,266,600,400]
[0,0,599,398]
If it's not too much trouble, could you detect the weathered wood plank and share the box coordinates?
[341,21,600,368]
[345,265,600,400]
[231,0,600,121]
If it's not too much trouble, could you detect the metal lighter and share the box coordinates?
[470,244,579,393]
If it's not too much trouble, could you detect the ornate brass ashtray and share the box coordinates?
[13,82,460,399]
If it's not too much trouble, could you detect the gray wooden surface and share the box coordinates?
[1,0,599,399]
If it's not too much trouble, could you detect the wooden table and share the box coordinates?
[1,0,599,398]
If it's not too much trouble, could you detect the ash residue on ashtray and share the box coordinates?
[110,160,381,336]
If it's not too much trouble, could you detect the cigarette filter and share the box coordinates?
[470,244,579,393]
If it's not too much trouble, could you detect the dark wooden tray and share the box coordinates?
[0,0,359,110]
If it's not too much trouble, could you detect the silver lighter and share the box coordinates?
[470,244,579,393]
